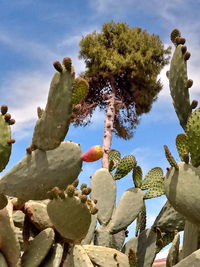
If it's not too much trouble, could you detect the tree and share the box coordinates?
[71,21,171,168]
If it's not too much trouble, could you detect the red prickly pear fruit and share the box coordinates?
[81,145,104,162]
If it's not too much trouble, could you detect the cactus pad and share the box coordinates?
[72,77,89,104]
[176,133,189,163]
[0,141,82,200]
[114,155,137,180]
[21,228,55,267]
[132,165,143,188]
[164,145,179,170]
[186,108,200,167]
[0,106,15,172]
[108,149,121,172]
[83,245,129,266]
[47,189,96,241]
[168,34,191,130]
[31,57,75,151]
[108,188,145,234]
[91,168,116,225]
[165,162,200,226]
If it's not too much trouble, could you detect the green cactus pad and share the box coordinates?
[0,110,13,172]
[165,162,200,226]
[91,168,116,225]
[186,108,200,167]
[166,231,180,266]
[152,201,185,233]
[135,202,146,237]
[108,188,145,234]
[141,167,163,190]
[24,200,53,230]
[0,201,21,267]
[47,193,92,241]
[132,165,143,188]
[0,141,82,200]
[21,228,55,267]
[108,149,121,172]
[114,155,137,180]
[93,224,126,250]
[176,133,189,163]
[122,237,138,255]
[31,58,75,151]
[136,229,157,267]
[144,180,165,199]
[83,245,129,266]
[81,213,97,245]
[42,243,64,267]
[168,43,191,130]
[72,77,89,104]
[64,245,93,267]
[164,145,179,170]
[0,253,8,267]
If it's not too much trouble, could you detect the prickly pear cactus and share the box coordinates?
[167,29,194,131]
[72,77,89,105]
[31,57,75,151]
[186,108,200,167]
[47,185,97,242]
[0,141,82,201]
[114,155,137,180]
[0,105,15,172]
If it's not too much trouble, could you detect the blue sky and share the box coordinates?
[1,0,200,259]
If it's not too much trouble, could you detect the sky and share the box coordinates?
[1,0,200,260]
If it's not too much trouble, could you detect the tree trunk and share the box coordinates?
[102,77,116,169]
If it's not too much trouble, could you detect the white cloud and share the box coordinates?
[0,30,59,64]
[0,71,51,139]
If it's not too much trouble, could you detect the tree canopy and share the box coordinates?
[71,21,171,139]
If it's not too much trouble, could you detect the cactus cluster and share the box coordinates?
[0,28,200,266]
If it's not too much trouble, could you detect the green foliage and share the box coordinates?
[75,21,171,139]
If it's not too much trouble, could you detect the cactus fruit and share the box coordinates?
[72,77,89,104]
[47,187,97,241]
[0,141,82,201]
[170,29,181,45]
[0,105,15,172]
[114,155,137,180]
[186,108,200,167]
[165,162,200,226]
[31,57,75,151]
[81,145,104,162]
